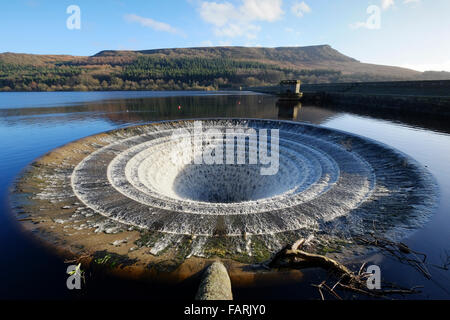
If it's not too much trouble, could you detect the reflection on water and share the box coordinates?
[277,100,302,121]
[0,94,278,126]
[317,101,450,135]
[1,93,447,135]
[0,91,450,299]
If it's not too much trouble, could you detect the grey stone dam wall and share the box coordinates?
[301,80,450,97]
[250,80,450,116]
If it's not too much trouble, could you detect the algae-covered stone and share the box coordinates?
[195,261,233,300]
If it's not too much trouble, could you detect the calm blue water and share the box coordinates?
[0,91,449,299]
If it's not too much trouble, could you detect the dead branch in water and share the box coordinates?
[354,234,431,279]
[266,237,422,299]
[64,252,93,265]
[267,244,354,283]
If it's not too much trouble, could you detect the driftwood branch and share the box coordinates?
[355,234,431,279]
[266,236,423,299]
[268,245,354,283]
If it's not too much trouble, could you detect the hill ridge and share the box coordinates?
[1,45,449,92]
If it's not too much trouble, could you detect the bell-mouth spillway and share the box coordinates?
[10,119,438,275]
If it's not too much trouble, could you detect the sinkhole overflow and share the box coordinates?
[12,119,438,264]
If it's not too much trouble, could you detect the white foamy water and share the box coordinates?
[68,119,437,258]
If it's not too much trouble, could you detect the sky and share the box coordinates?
[0,0,449,72]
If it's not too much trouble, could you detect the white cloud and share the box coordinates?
[240,0,284,22]
[351,0,420,30]
[350,5,381,30]
[215,23,261,39]
[381,0,420,11]
[381,0,394,10]
[198,0,284,39]
[124,14,181,35]
[291,1,311,18]
[199,2,238,27]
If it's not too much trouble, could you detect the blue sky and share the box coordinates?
[0,0,449,71]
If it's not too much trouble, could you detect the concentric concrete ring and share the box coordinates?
[12,119,438,263]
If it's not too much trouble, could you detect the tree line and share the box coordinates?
[0,56,374,92]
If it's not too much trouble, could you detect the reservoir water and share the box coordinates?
[1,91,449,299]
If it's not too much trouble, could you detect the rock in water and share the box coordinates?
[195,261,233,300]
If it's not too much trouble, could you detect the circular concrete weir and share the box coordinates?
[10,119,438,277]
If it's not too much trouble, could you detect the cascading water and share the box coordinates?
[11,119,438,264]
